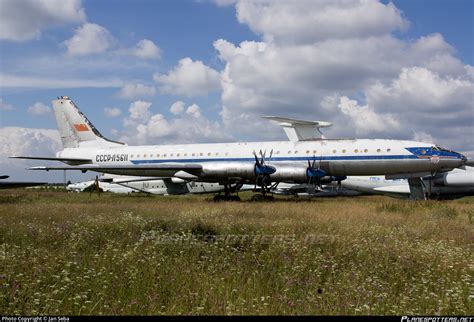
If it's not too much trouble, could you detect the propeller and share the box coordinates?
[306,156,327,190]
[253,149,276,195]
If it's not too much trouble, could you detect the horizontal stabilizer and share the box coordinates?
[10,156,92,165]
[262,116,332,141]
[262,116,332,127]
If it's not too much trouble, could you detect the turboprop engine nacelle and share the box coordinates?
[201,162,345,184]
[269,165,342,184]
[268,165,309,183]
[433,171,474,187]
[201,163,316,183]
[201,162,256,180]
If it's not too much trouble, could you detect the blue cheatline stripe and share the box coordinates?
[130,154,419,165]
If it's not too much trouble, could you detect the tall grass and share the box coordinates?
[0,191,473,315]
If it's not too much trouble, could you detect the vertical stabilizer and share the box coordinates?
[52,96,124,148]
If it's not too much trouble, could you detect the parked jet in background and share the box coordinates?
[12,96,471,200]
[338,166,474,200]
[67,174,250,196]
[272,182,361,197]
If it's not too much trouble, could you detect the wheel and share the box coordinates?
[250,194,265,202]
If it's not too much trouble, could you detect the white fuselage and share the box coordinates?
[58,139,464,183]
[67,178,234,195]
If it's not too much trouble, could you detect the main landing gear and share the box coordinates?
[212,184,241,202]
[249,181,278,201]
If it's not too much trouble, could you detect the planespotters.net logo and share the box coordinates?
[401,317,473,322]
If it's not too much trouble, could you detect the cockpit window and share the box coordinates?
[434,146,454,153]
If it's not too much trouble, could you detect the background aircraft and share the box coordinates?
[337,166,474,200]
[67,174,252,197]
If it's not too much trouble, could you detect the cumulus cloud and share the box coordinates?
[130,39,161,60]
[120,101,231,145]
[0,127,62,180]
[104,107,122,118]
[0,74,123,89]
[0,0,86,41]
[235,0,408,44]
[27,102,51,115]
[412,131,435,144]
[170,101,185,115]
[126,100,152,123]
[337,96,399,136]
[0,98,14,110]
[64,23,114,56]
[153,58,221,96]
[186,104,201,118]
[211,0,473,151]
[363,67,474,150]
[117,83,156,99]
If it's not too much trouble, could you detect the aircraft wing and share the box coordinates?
[28,163,203,178]
[10,156,92,165]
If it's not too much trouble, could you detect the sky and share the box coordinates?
[0,0,473,182]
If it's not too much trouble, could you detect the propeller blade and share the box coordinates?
[253,151,260,166]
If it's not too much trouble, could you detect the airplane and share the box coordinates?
[10,96,471,201]
[337,166,474,200]
[271,182,362,197]
[0,175,46,189]
[67,174,252,197]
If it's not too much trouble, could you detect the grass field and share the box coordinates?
[1,189,473,315]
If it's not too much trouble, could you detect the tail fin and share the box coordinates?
[52,96,125,148]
